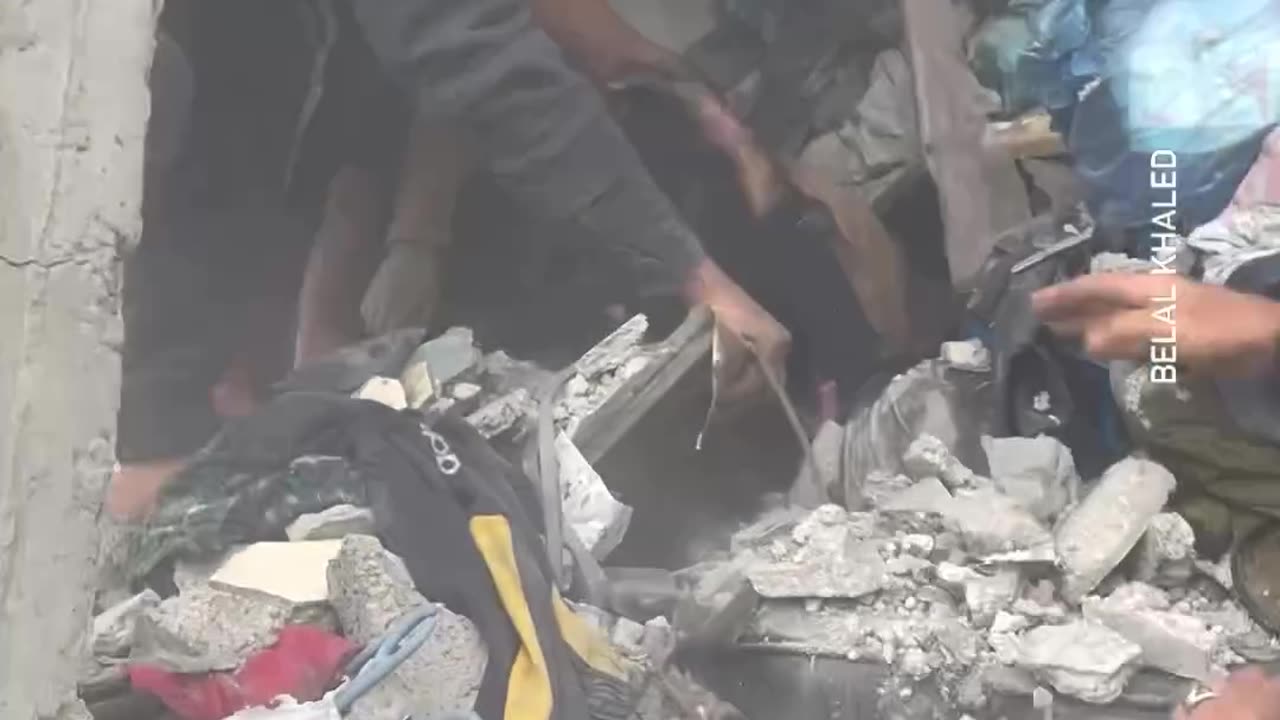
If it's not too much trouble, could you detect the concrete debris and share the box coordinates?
[982,435,1080,522]
[903,434,985,490]
[210,541,343,606]
[1017,621,1142,704]
[92,589,160,661]
[409,327,481,386]
[451,382,482,401]
[742,506,889,599]
[612,617,647,650]
[1056,458,1178,603]
[465,388,535,439]
[942,488,1054,557]
[327,536,487,720]
[556,432,632,560]
[1135,512,1197,588]
[940,339,991,373]
[962,567,1021,628]
[1083,590,1219,681]
[555,315,654,438]
[286,505,377,542]
[131,583,311,673]
[353,376,408,411]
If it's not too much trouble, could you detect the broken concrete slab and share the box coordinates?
[131,584,306,673]
[1134,512,1197,588]
[286,505,377,542]
[1017,621,1142,704]
[1056,458,1177,603]
[92,590,160,661]
[353,376,408,410]
[327,536,486,720]
[941,339,991,373]
[451,382,482,401]
[1083,584,1219,681]
[903,434,984,490]
[742,505,889,599]
[982,435,1080,522]
[209,541,343,606]
[556,432,632,560]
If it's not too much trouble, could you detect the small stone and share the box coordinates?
[450,382,482,401]
[209,541,342,606]
[286,505,376,542]
[903,435,984,490]
[1032,686,1054,710]
[1135,512,1197,588]
[965,568,1021,627]
[941,339,991,372]
[1057,458,1177,603]
[804,598,823,613]
[353,376,407,410]
[901,534,935,557]
[982,435,1080,522]
[1018,621,1142,704]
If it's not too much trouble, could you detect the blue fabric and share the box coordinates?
[1016,0,1280,230]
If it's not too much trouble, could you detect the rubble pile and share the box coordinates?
[714,374,1280,709]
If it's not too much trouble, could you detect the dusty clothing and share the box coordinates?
[351,0,706,297]
[122,0,709,463]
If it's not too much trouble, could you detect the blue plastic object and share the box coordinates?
[334,606,440,714]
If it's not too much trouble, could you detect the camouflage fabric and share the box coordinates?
[1113,362,1280,553]
[127,453,367,581]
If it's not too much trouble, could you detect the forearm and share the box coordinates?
[351,0,705,295]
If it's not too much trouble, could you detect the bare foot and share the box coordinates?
[106,458,186,522]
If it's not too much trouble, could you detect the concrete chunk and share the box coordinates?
[1018,621,1142,704]
[411,327,481,385]
[982,435,1080,521]
[963,567,1021,628]
[1084,584,1218,681]
[286,505,377,542]
[1135,512,1197,588]
[327,536,486,720]
[131,584,302,673]
[1056,458,1177,602]
[465,388,535,438]
[903,434,983,490]
[210,541,343,606]
[880,477,954,515]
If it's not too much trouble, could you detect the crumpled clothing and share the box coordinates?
[1187,205,1280,283]
[129,450,366,581]
[1016,0,1280,230]
[129,625,355,720]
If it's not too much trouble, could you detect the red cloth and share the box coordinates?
[129,625,355,720]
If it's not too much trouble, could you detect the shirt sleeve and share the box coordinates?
[350,0,706,297]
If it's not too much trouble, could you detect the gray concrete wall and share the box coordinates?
[0,1,156,717]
